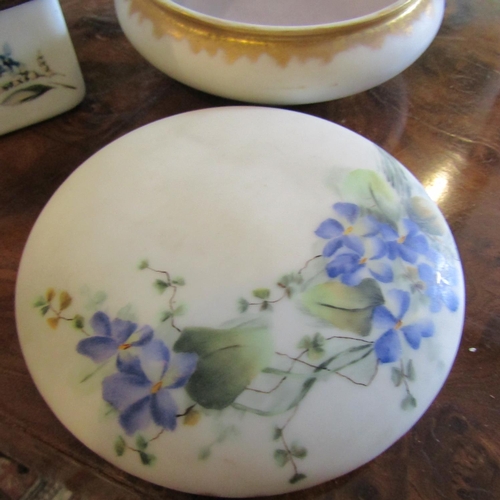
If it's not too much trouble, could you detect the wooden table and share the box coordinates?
[1,0,500,498]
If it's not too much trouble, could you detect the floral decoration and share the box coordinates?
[0,43,75,106]
[33,149,462,484]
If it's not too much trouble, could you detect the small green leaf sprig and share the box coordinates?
[138,259,186,332]
[34,288,87,334]
[392,359,417,410]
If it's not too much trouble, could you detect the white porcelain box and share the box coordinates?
[0,0,85,135]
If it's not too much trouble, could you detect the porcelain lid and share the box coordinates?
[15,107,465,497]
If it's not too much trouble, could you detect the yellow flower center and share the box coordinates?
[151,381,163,394]
[395,320,403,330]
[360,257,368,265]
[398,235,406,244]
[119,343,132,350]
[344,226,354,235]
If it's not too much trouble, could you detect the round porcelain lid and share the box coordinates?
[16,107,465,497]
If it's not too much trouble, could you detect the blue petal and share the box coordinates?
[76,336,118,363]
[404,233,429,255]
[110,318,137,345]
[389,289,411,319]
[165,352,199,389]
[119,396,152,435]
[315,219,344,239]
[441,287,459,312]
[140,339,171,381]
[379,224,399,241]
[116,353,147,378]
[368,237,387,260]
[401,327,421,349]
[362,216,381,237]
[387,241,399,260]
[151,389,178,431]
[333,202,359,224]
[90,311,111,337]
[403,218,420,236]
[342,235,364,256]
[102,372,150,411]
[418,263,435,285]
[133,326,154,347]
[401,320,434,349]
[326,253,360,278]
[341,266,365,286]
[372,306,397,330]
[323,237,343,258]
[374,330,402,363]
[398,244,418,264]
[369,262,394,283]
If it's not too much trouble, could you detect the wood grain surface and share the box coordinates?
[1,0,500,499]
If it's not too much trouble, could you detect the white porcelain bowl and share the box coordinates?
[114,0,445,104]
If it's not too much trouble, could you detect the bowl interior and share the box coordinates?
[170,0,403,26]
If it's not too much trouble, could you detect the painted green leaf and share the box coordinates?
[238,298,249,313]
[406,360,416,382]
[114,436,126,456]
[138,259,149,270]
[401,394,417,410]
[391,367,403,387]
[302,278,384,336]
[290,443,307,459]
[136,435,148,451]
[408,196,445,236]
[2,84,54,106]
[253,288,271,300]
[33,296,47,308]
[198,446,211,460]
[139,452,156,466]
[173,277,185,286]
[160,311,173,322]
[289,473,307,484]
[173,322,273,410]
[260,301,272,312]
[154,279,170,293]
[274,449,289,467]
[40,305,50,316]
[173,304,187,317]
[273,427,282,441]
[343,169,400,223]
[72,315,85,330]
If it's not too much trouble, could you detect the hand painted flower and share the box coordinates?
[373,290,434,363]
[102,339,198,435]
[76,311,153,363]
[418,253,459,313]
[379,219,429,264]
[325,237,392,286]
[315,203,374,258]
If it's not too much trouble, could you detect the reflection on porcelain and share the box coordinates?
[114,0,444,104]
[0,0,85,135]
[16,108,464,497]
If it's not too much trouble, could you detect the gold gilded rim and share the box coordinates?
[126,0,436,66]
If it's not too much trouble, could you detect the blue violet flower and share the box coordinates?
[76,311,153,363]
[102,339,198,435]
[373,290,434,363]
